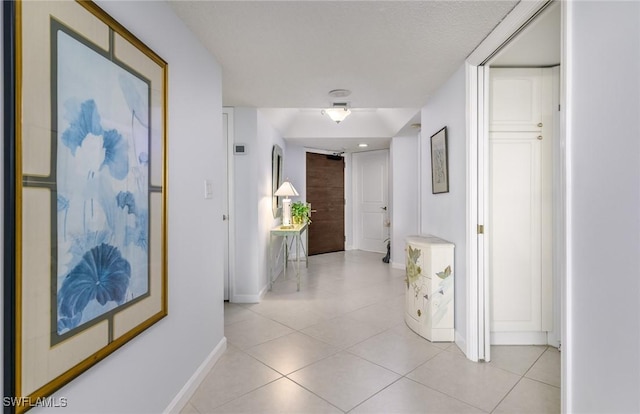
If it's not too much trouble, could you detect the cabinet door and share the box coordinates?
[405,243,426,324]
[490,68,543,132]
[490,131,543,332]
[431,267,454,330]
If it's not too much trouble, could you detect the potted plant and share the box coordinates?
[291,201,311,224]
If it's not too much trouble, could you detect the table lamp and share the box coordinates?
[274,180,299,228]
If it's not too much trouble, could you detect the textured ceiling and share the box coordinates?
[169,0,519,149]
[170,0,518,108]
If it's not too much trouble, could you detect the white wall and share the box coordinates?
[283,142,306,202]
[282,142,307,257]
[390,135,420,268]
[232,108,260,300]
[1,2,225,412]
[232,109,285,301]
[257,111,287,293]
[420,64,468,349]
[566,2,640,412]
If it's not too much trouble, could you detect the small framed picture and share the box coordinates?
[430,127,449,194]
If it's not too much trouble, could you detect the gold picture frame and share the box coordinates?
[3,1,168,412]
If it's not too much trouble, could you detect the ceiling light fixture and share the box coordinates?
[358,143,368,148]
[328,89,351,98]
[322,102,351,124]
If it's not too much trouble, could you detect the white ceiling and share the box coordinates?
[169,0,520,151]
[491,1,561,67]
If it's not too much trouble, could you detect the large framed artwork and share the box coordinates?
[3,1,168,412]
[430,127,449,194]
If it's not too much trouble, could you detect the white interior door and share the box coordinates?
[354,150,389,253]
[489,68,553,344]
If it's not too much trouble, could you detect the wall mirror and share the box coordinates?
[272,144,283,218]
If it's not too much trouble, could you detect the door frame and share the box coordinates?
[352,149,390,253]
[465,0,566,363]
[222,108,235,301]
[303,148,352,251]
[305,150,346,255]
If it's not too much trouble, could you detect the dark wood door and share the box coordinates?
[306,152,345,255]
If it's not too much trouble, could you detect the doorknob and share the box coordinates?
[381,206,387,211]
[223,214,228,221]
[310,210,317,213]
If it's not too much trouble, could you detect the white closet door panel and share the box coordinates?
[490,132,542,332]
[490,68,543,132]
[354,150,389,253]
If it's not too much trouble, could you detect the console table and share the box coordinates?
[269,222,308,291]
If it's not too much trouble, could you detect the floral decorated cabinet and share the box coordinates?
[405,235,455,342]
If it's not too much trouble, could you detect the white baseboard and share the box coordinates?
[455,331,468,359]
[164,337,227,414]
[391,261,406,270]
[231,294,261,303]
[259,284,269,300]
[491,331,548,345]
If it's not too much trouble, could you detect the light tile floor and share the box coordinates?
[185,250,560,413]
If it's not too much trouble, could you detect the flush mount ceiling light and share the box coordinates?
[328,89,351,98]
[358,143,368,148]
[322,102,351,124]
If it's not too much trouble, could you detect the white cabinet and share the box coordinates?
[489,68,549,132]
[489,68,554,343]
[404,235,455,342]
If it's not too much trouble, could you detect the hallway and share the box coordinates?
[184,251,560,413]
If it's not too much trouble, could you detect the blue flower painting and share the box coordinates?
[55,30,150,336]
[58,244,131,330]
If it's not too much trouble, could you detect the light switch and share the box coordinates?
[204,179,214,199]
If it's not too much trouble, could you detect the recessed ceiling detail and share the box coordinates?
[169,1,519,150]
[170,1,519,108]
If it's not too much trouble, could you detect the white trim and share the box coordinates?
[164,337,227,414]
[467,0,552,65]
[391,261,406,270]
[351,150,390,254]
[478,64,491,363]
[561,1,572,411]
[465,0,556,363]
[305,148,351,253]
[417,129,423,234]
[455,330,467,357]
[465,62,480,363]
[231,293,262,304]
[223,108,236,302]
[491,331,548,346]
[548,65,563,350]
[352,153,361,251]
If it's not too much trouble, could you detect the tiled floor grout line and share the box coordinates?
[231,307,501,413]
[223,319,551,413]
[283,372,349,413]
[345,376,406,413]
[215,252,559,414]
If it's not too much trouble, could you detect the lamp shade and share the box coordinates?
[323,107,351,123]
[274,181,299,197]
